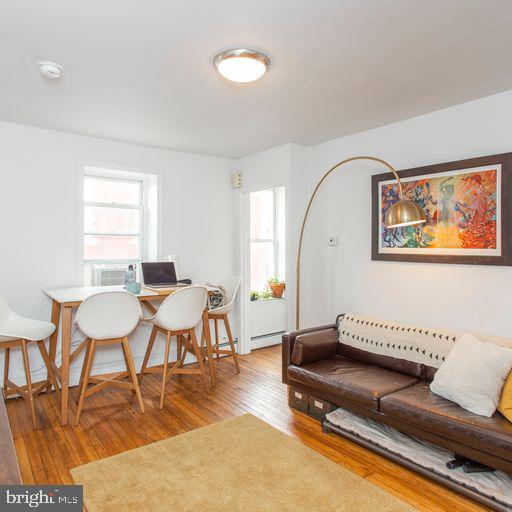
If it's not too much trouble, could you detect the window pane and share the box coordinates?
[84,235,140,260]
[250,242,275,291]
[250,190,274,239]
[84,206,140,234]
[84,177,141,205]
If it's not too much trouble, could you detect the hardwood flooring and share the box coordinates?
[6,345,488,511]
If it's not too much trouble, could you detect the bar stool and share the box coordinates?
[0,297,60,428]
[74,291,145,425]
[139,286,209,409]
[202,276,241,374]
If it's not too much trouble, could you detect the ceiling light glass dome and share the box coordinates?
[214,49,270,83]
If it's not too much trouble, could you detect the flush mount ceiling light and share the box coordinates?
[214,48,270,83]
[38,60,63,80]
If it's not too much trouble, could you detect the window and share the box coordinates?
[82,167,158,285]
[250,187,285,293]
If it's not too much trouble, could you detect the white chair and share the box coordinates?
[139,286,209,409]
[0,297,59,428]
[74,291,145,425]
[202,276,241,374]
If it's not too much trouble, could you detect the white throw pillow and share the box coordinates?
[430,332,512,417]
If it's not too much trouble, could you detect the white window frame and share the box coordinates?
[80,165,159,286]
[250,188,281,290]
[83,173,145,265]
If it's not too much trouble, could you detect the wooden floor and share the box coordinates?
[6,345,488,512]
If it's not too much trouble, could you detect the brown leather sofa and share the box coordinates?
[282,324,512,475]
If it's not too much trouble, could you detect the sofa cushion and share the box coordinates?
[380,382,512,461]
[282,325,336,385]
[498,372,512,423]
[338,344,425,378]
[430,332,512,417]
[291,329,339,365]
[287,355,419,411]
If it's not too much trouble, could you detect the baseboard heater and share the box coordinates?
[323,408,512,512]
[250,330,285,341]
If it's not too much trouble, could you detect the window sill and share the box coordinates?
[250,297,286,307]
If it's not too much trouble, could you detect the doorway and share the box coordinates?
[246,186,286,349]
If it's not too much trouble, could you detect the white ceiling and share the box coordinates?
[2,0,512,158]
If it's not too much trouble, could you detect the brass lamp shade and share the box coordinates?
[385,199,427,229]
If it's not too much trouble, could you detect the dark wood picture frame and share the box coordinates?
[371,152,512,265]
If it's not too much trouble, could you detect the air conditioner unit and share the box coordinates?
[92,264,127,286]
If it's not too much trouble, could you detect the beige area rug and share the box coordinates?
[71,414,415,512]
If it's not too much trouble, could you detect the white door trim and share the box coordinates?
[236,189,251,355]
[238,185,290,354]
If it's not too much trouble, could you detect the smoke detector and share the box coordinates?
[38,60,63,80]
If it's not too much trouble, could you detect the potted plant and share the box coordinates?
[250,290,259,301]
[268,278,285,298]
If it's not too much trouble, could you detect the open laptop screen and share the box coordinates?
[141,262,177,285]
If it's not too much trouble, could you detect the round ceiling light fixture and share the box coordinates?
[214,48,270,83]
[38,60,63,80]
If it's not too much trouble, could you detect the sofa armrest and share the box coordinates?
[291,329,339,366]
[282,324,336,384]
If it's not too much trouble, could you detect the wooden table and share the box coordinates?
[44,285,215,426]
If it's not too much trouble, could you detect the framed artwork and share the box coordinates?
[371,152,512,265]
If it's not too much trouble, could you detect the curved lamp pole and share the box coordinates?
[295,155,426,330]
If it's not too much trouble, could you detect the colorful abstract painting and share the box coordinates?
[378,165,501,256]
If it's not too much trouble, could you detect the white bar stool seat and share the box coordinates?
[74,291,145,425]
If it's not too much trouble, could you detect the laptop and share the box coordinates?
[141,262,183,289]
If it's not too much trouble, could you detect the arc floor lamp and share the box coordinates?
[295,156,427,329]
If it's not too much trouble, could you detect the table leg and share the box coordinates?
[60,306,72,426]
[202,309,216,387]
[141,300,158,316]
[47,300,61,392]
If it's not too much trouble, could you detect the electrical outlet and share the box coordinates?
[328,236,338,246]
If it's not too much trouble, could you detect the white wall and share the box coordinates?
[0,120,234,385]
[300,90,512,338]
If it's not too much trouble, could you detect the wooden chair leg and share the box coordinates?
[159,331,172,410]
[20,340,37,429]
[121,337,145,413]
[75,339,97,426]
[223,315,240,374]
[189,329,210,395]
[36,340,61,401]
[177,335,183,364]
[120,340,136,397]
[139,325,158,384]
[199,319,214,384]
[214,319,220,360]
[77,340,91,399]
[179,335,189,364]
[3,347,10,392]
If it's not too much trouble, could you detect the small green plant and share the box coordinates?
[268,277,282,284]
[259,288,273,299]
[250,290,259,301]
